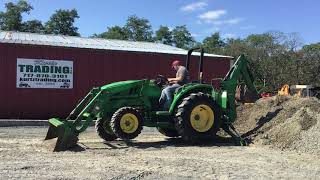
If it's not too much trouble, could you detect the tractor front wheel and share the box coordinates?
[95,118,117,141]
[110,107,143,140]
[175,92,221,142]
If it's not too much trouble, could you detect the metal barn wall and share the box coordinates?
[0,43,231,119]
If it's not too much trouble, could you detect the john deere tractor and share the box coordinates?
[45,48,259,151]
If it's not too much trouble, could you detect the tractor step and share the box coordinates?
[156,122,174,129]
[156,111,171,116]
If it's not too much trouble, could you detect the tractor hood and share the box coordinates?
[100,79,147,91]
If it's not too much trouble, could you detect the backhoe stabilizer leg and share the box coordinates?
[44,118,79,152]
[222,124,247,146]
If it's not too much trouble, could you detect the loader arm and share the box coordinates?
[221,54,259,124]
[44,88,103,151]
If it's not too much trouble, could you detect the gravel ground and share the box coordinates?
[1,126,320,180]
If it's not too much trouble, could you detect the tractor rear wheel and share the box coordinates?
[110,107,143,140]
[95,118,117,141]
[157,127,180,138]
[175,92,221,142]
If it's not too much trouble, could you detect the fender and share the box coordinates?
[169,83,213,113]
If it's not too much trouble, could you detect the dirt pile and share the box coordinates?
[235,96,320,154]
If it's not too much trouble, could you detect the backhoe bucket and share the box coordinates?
[44,118,79,152]
[236,84,260,103]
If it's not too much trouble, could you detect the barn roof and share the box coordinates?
[0,31,233,58]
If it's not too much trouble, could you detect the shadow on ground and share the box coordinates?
[242,107,283,139]
[67,144,86,152]
[76,136,241,151]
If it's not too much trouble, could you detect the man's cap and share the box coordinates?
[171,60,181,68]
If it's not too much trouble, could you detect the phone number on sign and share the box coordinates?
[23,74,69,78]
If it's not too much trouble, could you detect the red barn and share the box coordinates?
[0,31,233,119]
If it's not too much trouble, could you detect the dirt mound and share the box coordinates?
[235,96,320,154]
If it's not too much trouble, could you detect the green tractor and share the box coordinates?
[45,48,259,151]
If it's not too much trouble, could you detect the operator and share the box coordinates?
[159,60,190,110]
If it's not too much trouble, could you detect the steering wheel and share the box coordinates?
[155,75,169,88]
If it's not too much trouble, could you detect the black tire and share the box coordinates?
[175,92,221,142]
[157,127,180,138]
[110,107,143,140]
[95,118,117,141]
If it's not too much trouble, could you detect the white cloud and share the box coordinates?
[213,18,243,25]
[240,25,256,30]
[181,2,208,12]
[198,10,227,22]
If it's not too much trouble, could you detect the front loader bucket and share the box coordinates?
[44,118,79,152]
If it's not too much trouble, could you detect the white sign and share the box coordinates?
[16,58,73,89]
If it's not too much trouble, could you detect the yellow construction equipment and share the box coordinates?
[278,84,290,96]
[278,84,318,97]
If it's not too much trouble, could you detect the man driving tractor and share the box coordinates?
[159,60,190,110]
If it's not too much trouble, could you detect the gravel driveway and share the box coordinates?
[1,126,320,179]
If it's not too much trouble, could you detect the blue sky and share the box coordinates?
[1,0,319,45]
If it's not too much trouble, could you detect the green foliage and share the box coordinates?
[45,9,80,36]
[21,20,44,33]
[92,17,196,51]
[93,26,128,40]
[123,15,153,42]
[300,43,320,86]
[302,43,320,58]
[0,1,78,36]
[0,0,33,31]
[202,32,225,53]
[95,15,153,41]
[172,25,195,49]
[155,26,173,45]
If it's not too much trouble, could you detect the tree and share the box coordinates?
[201,31,319,91]
[302,43,320,59]
[93,15,155,41]
[222,38,248,57]
[155,26,173,45]
[300,43,320,86]
[221,33,294,90]
[246,33,276,50]
[123,15,153,41]
[93,26,128,40]
[21,20,44,33]
[0,0,33,31]
[45,9,80,36]
[285,32,303,51]
[202,32,225,53]
[172,25,195,49]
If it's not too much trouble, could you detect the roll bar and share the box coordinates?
[185,48,204,83]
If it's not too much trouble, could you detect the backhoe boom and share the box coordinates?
[221,54,259,124]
